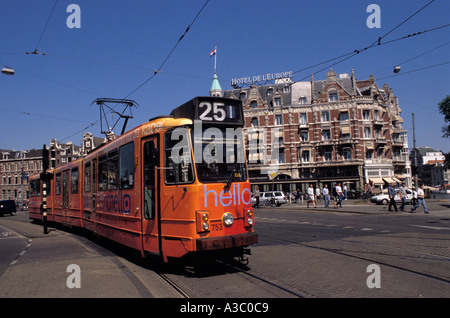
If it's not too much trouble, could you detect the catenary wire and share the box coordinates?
[60,0,211,142]
[34,0,58,52]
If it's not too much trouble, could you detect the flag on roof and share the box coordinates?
[210,48,217,57]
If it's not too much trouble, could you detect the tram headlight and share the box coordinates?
[222,212,234,226]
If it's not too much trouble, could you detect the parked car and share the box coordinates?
[370,189,416,205]
[0,200,17,216]
[252,191,288,207]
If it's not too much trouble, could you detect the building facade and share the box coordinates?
[224,69,411,194]
[0,149,43,205]
[411,147,447,186]
[0,133,105,206]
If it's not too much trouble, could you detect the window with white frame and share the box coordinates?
[364,127,371,139]
[299,113,307,124]
[275,115,283,126]
[302,150,310,163]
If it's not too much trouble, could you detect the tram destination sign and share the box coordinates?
[170,96,244,126]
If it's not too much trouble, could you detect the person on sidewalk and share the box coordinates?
[315,186,321,203]
[399,182,407,211]
[322,184,330,208]
[388,182,398,212]
[335,183,343,208]
[307,184,316,208]
[410,184,429,214]
[254,186,260,209]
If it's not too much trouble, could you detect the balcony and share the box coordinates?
[374,137,387,145]
[339,137,356,145]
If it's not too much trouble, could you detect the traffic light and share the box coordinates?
[42,144,49,172]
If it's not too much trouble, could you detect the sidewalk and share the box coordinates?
[281,198,450,216]
[0,221,181,298]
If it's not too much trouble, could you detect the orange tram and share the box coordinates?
[28,96,258,263]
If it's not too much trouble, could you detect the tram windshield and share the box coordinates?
[193,127,247,183]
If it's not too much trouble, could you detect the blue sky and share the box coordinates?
[1,0,449,152]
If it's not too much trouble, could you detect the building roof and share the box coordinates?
[418,147,438,155]
[210,73,222,91]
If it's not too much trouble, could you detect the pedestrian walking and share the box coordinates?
[335,183,343,208]
[315,186,321,202]
[322,184,330,208]
[388,182,398,212]
[307,184,316,208]
[343,183,348,200]
[254,186,260,209]
[410,184,429,214]
[333,184,338,208]
[399,182,407,211]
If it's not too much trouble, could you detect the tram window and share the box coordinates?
[164,130,194,184]
[108,150,118,190]
[84,162,91,193]
[193,127,247,183]
[98,155,107,191]
[55,173,61,195]
[119,142,134,189]
[30,179,41,197]
[71,167,79,194]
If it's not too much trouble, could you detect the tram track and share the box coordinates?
[215,259,309,298]
[264,234,450,286]
[156,271,192,298]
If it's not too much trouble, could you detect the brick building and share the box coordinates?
[0,149,43,206]
[0,133,105,206]
[224,69,411,194]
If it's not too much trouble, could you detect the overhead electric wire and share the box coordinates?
[123,0,211,99]
[293,0,442,80]
[366,0,437,48]
[377,60,450,80]
[60,0,211,142]
[374,40,450,74]
[34,0,58,52]
[0,106,93,124]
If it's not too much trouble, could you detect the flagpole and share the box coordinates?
[214,46,217,74]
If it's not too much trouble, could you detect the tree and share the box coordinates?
[438,95,450,138]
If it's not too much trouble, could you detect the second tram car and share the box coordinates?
[29,96,258,262]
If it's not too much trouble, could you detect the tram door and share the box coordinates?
[61,170,70,224]
[92,159,97,213]
[141,136,161,257]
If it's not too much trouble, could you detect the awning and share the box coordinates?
[392,115,404,123]
[383,177,396,184]
[370,178,384,185]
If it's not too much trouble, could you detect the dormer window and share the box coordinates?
[329,92,338,102]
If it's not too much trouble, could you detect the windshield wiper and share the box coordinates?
[225,162,240,189]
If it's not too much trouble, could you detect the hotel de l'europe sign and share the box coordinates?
[231,71,293,86]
